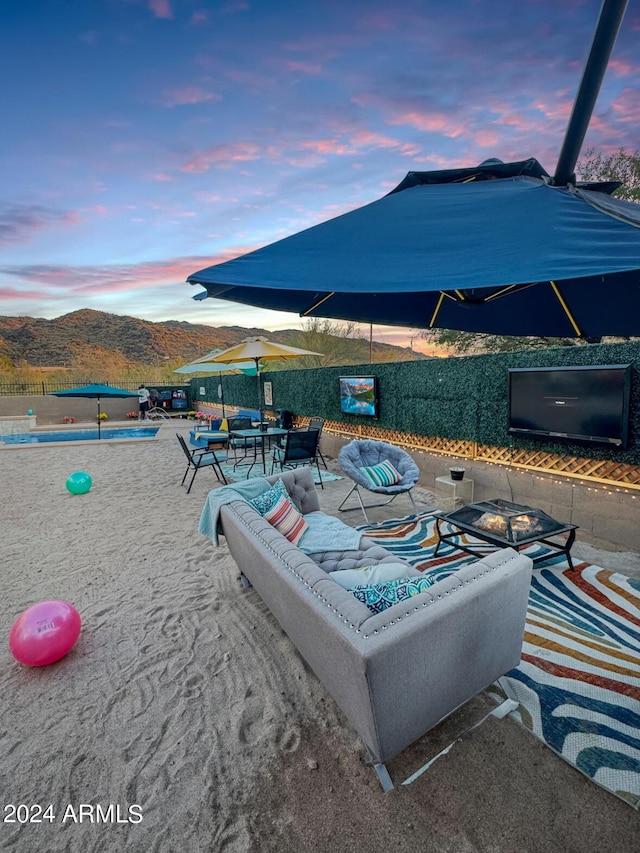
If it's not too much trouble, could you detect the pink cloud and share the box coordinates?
[610,87,640,124]
[472,129,502,148]
[224,68,277,91]
[190,11,208,25]
[531,97,573,122]
[608,58,638,78]
[297,130,420,160]
[387,109,467,139]
[0,251,261,299]
[299,137,351,156]
[351,92,469,141]
[179,124,422,175]
[148,0,172,20]
[161,87,221,107]
[0,204,80,247]
[285,60,323,75]
[180,142,262,173]
[193,191,230,204]
[149,172,173,182]
[0,286,48,303]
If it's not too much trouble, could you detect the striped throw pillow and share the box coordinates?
[360,459,402,487]
[263,495,308,545]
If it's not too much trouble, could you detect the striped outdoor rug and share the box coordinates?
[362,512,640,809]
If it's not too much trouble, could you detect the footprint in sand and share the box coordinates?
[181,672,205,699]
[237,686,268,746]
[237,688,301,754]
[276,724,301,755]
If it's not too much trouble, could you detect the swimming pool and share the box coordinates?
[2,427,160,444]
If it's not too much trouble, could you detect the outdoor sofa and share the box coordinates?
[203,467,533,790]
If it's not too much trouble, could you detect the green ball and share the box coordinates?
[66,471,92,495]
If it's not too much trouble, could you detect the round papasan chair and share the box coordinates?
[337,439,420,524]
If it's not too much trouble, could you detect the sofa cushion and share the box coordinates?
[311,540,406,574]
[360,459,402,488]
[331,563,423,590]
[264,495,309,545]
[249,478,289,515]
[350,576,434,614]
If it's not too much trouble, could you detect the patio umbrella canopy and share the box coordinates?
[173,352,258,376]
[187,158,640,339]
[198,337,321,422]
[173,350,258,417]
[50,383,139,438]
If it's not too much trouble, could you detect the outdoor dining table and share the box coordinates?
[229,426,290,477]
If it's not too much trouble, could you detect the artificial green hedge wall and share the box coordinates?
[189,341,640,465]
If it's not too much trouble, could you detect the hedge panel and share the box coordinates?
[190,341,640,464]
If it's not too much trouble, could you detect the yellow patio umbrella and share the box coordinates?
[199,336,322,422]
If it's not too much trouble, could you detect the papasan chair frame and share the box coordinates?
[338,439,419,524]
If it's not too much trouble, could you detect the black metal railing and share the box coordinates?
[0,381,170,396]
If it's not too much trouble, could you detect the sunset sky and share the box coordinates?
[1,0,639,352]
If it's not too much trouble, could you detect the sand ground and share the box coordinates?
[1,421,638,853]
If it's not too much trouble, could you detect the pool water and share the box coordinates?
[2,427,160,444]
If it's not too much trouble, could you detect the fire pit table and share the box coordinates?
[434,498,578,570]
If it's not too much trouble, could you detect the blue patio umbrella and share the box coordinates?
[51,383,139,438]
[186,157,640,339]
[187,3,637,340]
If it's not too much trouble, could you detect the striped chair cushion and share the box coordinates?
[360,459,402,487]
[263,495,308,545]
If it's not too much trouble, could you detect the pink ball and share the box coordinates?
[9,600,82,667]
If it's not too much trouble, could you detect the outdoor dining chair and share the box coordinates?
[338,439,419,523]
[176,433,228,493]
[307,417,328,469]
[269,429,323,487]
[228,416,262,467]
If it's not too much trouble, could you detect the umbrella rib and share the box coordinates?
[549,280,583,336]
[482,283,538,302]
[429,292,446,327]
[301,292,335,316]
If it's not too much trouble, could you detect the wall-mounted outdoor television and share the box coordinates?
[508,364,632,448]
[339,376,379,418]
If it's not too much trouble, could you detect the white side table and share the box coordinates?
[434,476,474,511]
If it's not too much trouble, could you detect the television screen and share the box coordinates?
[339,376,378,418]
[508,365,631,448]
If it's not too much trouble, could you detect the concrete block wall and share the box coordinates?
[0,415,37,435]
[0,395,137,425]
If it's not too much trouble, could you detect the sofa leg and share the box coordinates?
[363,746,395,791]
[373,763,395,792]
[239,572,252,589]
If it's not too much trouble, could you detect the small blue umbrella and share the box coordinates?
[50,383,139,438]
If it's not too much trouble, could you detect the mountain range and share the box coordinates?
[0,309,422,369]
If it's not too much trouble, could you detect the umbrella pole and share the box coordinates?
[98,398,101,439]
[220,375,226,419]
[553,0,628,185]
[255,358,263,425]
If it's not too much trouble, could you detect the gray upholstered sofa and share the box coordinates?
[213,467,533,790]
